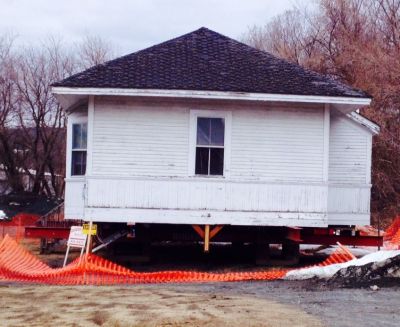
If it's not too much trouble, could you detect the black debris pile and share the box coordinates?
[328,254,400,288]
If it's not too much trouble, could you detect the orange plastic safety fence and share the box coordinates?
[0,235,355,285]
[387,229,400,249]
[384,217,400,241]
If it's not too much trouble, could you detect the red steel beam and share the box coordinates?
[24,226,70,239]
[301,234,383,247]
[286,227,302,242]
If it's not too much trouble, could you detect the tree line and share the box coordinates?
[243,0,400,226]
[0,34,113,198]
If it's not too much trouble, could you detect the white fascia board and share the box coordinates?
[347,112,380,135]
[51,87,372,106]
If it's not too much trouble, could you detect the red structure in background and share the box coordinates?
[0,214,40,241]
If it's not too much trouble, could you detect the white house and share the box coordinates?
[52,28,379,236]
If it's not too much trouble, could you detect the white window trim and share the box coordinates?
[188,109,232,178]
[66,114,88,179]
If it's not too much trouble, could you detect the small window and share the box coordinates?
[195,117,224,176]
[71,123,87,176]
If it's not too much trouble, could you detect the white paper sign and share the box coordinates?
[67,226,87,248]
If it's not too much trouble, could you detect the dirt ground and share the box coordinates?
[1,281,399,327]
[0,284,322,327]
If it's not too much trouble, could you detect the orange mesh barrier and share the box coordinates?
[0,235,355,285]
[385,229,400,250]
[384,217,400,241]
[383,217,400,249]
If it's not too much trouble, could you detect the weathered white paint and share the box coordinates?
[86,176,328,222]
[328,184,371,225]
[52,86,371,109]
[327,112,373,225]
[323,104,330,182]
[85,207,326,227]
[91,99,325,182]
[329,113,371,184]
[92,100,189,177]
[63,96,376,227]
[347,112,380,135]
[230,106,324,181]
[64,178,85,218]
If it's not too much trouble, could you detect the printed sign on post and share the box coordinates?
[82,223,97,235]
[67,226,87,248]
[64,226,87,267]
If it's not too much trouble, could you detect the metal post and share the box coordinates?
[85,220,93,255]
[204,224,210,252]
[378,216,381,251]
[63,245,70,267]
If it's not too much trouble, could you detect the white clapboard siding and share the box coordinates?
[64,179,85,219]
[92,100,189,177]
[86,177,327,212]
[92,99,325,182]
[328,185,371,225]
[231,107,325,181]
[329,115,370,183]
[85,177,328,226]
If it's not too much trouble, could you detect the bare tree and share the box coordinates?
[15,39,74,197]
[243,8,322,68]
[76,35,115,70]
[0,33,115,198]
[0,33,24,193]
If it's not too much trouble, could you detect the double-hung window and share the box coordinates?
[71,123,87,176]
[195,117,225,176]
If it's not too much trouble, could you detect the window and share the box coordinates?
[195,117,225,176]
[71,123,87,176]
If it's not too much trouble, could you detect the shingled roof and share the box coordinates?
[53,27,369,98]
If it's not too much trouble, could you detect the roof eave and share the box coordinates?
[52,86,371,109]
[347,112,380,135]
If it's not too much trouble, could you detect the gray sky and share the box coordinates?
[1,0,296,55]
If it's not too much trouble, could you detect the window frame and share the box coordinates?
[67,114,88,179]
[189,110,231,178]
[71,123,88,176]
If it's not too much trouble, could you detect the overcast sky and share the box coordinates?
[1,0,298,56]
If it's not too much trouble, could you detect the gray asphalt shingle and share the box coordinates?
[53,27,369,98]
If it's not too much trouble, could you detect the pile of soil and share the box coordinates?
[328,254,400,288]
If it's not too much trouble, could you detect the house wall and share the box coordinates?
[327,113,373,225]
[329,114,371,184]
[230,108,324,181]
[90,98,325,181]
[76,97,328,226]
[64,96,373,227]
[91,100,189,177]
